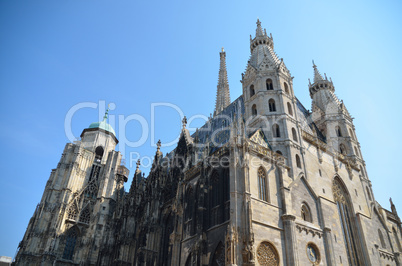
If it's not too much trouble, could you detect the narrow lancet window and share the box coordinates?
[268,99,276,112]
[258,167,268,201]
[266,79,273,90]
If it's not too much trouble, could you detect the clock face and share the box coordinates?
[307,243,319,263]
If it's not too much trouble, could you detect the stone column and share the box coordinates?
[323,227,335,266]
[394,252,401,266]
[281,214,299,266]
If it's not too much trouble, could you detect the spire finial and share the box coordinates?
[312,60,324,83]
[136,159,140,171]
[221,47,224,52]
[103,104,110,121]
[182,116,187,128]
[256,18,264,37]
[156,139,161,151]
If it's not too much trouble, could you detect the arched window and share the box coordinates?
[333,177,363,265]
[301,203,312,222]
[336,126,342,137]
[268,99,276,112]
[287,102,293,116]
[360,165,365,177]
[257,242,279,265]
[366,187,372,201]
[266,79,274,90]
[296,154,301,168]
[185,186,194,235]
[252,104,257,116]
[211,242,225,266]
[379,229,386,248]
[272,124,280,138]
[284,82,289,94]
[250,85,255,97]
[79,206,90,224]
[276,150,282,156]
[185,253,192,266]
[393,227,402,252]
[354,147,359,157]
[63,227,78,260]
[258,167,268,202]
[210,170,229,227]
[292,128,298,142]
[95,146,104,161]
[339,144,347,155]
[349,129,355,140]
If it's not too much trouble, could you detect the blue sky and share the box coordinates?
[0,0,401,258]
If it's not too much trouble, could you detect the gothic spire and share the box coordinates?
[256,19,264,37]
[312,60,324,83]
[214,48,231,116]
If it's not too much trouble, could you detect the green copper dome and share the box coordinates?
[88,119,116,136]
[88,108,116,136]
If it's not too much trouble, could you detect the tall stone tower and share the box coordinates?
[14,111,129,265]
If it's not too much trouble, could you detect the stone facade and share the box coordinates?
[15,20,402,265]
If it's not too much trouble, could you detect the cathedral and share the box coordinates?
[14,20,402,266]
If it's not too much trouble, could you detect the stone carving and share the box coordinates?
[256,241,279,266]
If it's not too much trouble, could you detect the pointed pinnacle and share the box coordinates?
[312,61,324,83]
[256,19,264,37]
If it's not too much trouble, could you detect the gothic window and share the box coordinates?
[336,126,342,137]
[339,144,347,155]
[366,187,372,201]
[210,170,230,227]
[211,242,225,266]
[360,166,365,177]
[250,85,255,97]
[223,169,230,221]
[349,129,355,140]
[354,147,359,157]
[95,146,104,161]
[268,99,276,112]
[258,167,268,202]
[185,253,192,266]
[272,124,280,138]
[185,186,194,235]
[252,104,257,116]
[332,177,363,265]
[62,227,78,260]
[393,227,402,252]
[266,79,274,90]
[88,164,101,183]
[67,204,78,221]
[161,215,174,265]
[79,206,90,224]
[287,102,293,116]
[379,229,386,249]
[284,82,289,94]
[296,154,301,168]
[276,150,282,156]
[292,128,298,142]
[84,181,99,199]
[257,241,279,266]
[301,203,312,222]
